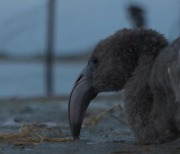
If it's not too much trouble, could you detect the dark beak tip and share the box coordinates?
[69,122,81,138]
[73,136,80,140]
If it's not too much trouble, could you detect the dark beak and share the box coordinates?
[68,67,98,139]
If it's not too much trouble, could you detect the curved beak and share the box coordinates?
[68,67,98,139]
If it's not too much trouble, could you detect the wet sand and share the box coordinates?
[0,96,179,154]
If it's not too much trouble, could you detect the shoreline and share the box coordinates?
[0,53,91,63]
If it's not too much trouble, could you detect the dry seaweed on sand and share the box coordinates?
[86,103,124,125]
[0,124,74,146]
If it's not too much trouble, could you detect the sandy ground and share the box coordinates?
[0,96,179,154]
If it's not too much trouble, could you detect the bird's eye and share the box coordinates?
[92,57,98,65]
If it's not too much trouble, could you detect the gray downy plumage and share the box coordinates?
[68,28,180,144]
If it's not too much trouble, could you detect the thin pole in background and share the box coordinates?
[46,0,56,96]
[179,0,180,35]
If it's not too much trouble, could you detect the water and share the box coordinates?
[0,61,85,98]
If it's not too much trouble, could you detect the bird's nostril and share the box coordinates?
[76,75,83,83]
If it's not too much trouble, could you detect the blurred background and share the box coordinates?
[0,0,179,99]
